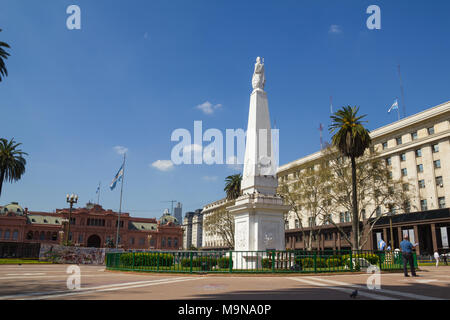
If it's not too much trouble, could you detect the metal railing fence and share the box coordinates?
[105,249,417,274]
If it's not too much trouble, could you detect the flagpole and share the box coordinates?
[115,153,126,249]
[396,97,400,121]
[97,181,101,205]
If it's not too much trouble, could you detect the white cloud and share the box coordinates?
[183,144,202,154]
[195,101,222,115]
[113,146,128,155]
[329,25,342,34]
[202,176,218,182]
[151,160,174,172]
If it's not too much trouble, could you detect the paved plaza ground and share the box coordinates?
[0,264,448,300]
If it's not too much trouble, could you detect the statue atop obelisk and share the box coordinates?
[228,58,289,268]
[241,56,278,196]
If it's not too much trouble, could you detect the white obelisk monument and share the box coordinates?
[228,57,289,269]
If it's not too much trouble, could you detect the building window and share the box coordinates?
[12,230,19,240]
[285,221,289,230]
[436,176,443,187]
[386,157,392,166]
[344,211,350,223]
[427,127,435,135]
[388,204,396,215]
[295,219,299,229]
[404,201,411,213]
[168,237,172,247]
[411,132,418,140]
[139,238,145,246]
[339,212,344,223]
[78,234,83,242]
[174,238,178,248]
[130,237,135,245]
[420,199,428,211]
[382,142,388,150]
[400,153,406,161]
[438,197,446,209]
[402,183,409,191]
[417,164,423,173]
[418,180,425,188]
[432,144,439,153]
[162,238,166,247]
[308,217,316,227]
[415,149,422,157]
[70,218,76,225]
[376,207,381,217]
[361,209,366,220]
[401,168,408,177]
[434,160,441,169]
[396,137,402,145]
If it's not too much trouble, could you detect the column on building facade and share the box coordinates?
[422,145,438,210]
[440,139,450,205]
[430,223,438,252]
[413,225,420,255]
[405,149,420,211]
[383,228,388,245]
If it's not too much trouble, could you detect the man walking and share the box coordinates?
[400,234,417,277]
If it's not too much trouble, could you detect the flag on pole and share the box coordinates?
[96,183,100,194]
[110,165,124,190]
[388,99,399,113]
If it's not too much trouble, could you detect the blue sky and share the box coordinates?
[1,0,449,218]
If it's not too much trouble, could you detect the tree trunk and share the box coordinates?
[0,169,4,197]
[351,156,359,250]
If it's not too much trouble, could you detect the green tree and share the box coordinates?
[224,174,242,201]
[0,29,11,82]
[0,138,28,197]
[329,106,371,249]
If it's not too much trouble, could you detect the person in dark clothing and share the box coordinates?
[400,234,418,277]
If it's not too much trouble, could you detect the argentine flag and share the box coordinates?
[388,99,399,113]
[110,165,124,190]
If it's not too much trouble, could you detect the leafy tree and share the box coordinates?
[224,174,242,200]
[0,138,28,197]
[278,156,333,251]
[0,29,10,82]
[203,201,235,249]
[329,106,371,249]
[320,147,415,249]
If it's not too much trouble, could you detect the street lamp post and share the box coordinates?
[65,193,78,245]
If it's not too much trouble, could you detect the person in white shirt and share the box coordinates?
[434,251,440,267]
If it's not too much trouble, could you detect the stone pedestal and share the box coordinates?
[228,194,289,269]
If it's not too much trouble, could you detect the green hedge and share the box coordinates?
[218,257,232,268]
[119,253,174,267]
[341,253,380,265]
[326,258,342,267]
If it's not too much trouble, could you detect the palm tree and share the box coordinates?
[0,29,11,82]
[329,106,371,250]
[0,138,28,197]
[224,174,242,201]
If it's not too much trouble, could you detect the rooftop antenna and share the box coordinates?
[330,96,333,115]
[398,64,406,118]
[161,200,177,215]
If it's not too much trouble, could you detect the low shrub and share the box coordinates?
[218,257,232,268]
[261,258,272,269]
[120,253,174,267]
[326,258,342,267]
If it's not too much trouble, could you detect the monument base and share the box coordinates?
[227,193,290,270]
